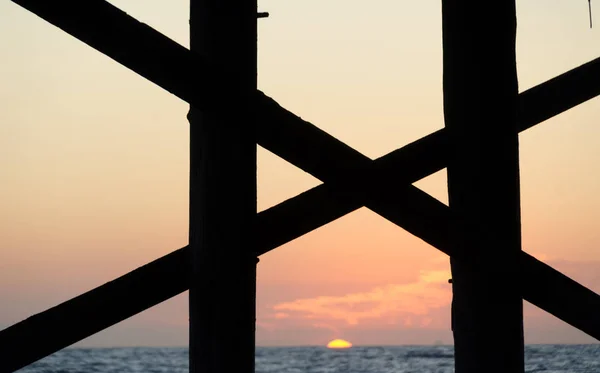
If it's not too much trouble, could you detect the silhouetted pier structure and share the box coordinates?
[2,1,600,372]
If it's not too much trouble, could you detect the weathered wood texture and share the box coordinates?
[442,2,523,372]
[188,0,257,372]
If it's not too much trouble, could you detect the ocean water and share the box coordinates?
[17,345,600,373]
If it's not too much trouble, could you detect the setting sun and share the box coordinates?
[327,339,353,349]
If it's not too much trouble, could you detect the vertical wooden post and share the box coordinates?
[188,0,257,372]
[442,2,524,373]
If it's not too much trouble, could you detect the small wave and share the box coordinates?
[405,350,454,359]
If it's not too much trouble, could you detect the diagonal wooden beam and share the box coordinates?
[253,82,600,342]
[362,185,600,341]
[4,181,600,372]
[0,247,190,373]
[0,187,355,372]
[0,187,331,372]
[253,90,600,345]
[518,56,600,128]
[11,0,600,180]
[262,175,600,346]
[8,0,224,108]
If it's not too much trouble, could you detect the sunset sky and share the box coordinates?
[2,0,600,347]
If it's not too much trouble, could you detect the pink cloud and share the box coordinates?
[258,257,600,345]
[270,269,452,329]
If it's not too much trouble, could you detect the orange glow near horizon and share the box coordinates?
[327,339,353,349]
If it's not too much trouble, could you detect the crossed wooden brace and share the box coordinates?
[3,1,600,372]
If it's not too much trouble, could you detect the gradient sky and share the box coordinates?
[2,0,600,347]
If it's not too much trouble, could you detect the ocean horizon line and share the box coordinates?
[65,342,600,349]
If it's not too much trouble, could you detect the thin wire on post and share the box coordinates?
[589,0,593,28]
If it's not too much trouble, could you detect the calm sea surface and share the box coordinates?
[17,345,600,373]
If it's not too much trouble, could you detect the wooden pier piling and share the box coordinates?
[442,2,524,372]
[188,0,258,372]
